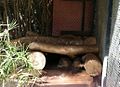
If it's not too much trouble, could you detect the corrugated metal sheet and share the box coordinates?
[105,1,120,87]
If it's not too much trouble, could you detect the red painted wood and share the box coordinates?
[52,0,93,36]
[53,0,83,36]
[84,1,93,34]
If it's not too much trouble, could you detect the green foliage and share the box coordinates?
[0,0,53,37]
[0,20,42,87]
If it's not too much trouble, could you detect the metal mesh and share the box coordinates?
[106,1,120,87]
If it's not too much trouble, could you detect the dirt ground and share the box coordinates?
[31,68,101,87]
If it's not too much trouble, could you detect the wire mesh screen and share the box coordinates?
[105,1,120,87]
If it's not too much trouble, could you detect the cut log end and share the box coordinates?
[28,52,46,70]
[83,53,102,77]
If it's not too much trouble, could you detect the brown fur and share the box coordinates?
[57,57,72,69]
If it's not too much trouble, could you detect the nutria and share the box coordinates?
[72,56,84,73]
[57,56,72,70]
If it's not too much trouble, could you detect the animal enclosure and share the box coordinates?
[0,0,111,87]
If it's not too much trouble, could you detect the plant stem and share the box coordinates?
[2,80,5,87]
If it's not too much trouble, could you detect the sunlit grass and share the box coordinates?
[0,19,42,87]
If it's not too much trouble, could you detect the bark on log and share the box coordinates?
[26,31,40,36]
[82,53,102,77]
[83,37,96,45]
[28,42,98,57]
[11,36,83,46]
[11,36,98,57]
[25,31,96,46]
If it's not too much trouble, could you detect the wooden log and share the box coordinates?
[83,37,96,45]
[25,31,96,46]
[60,34,82,40]
[28,42,98,57]
[11,36,98,57]
[82,53,102,77]
[28,52,46,70]
[11,36,83,46]
[71,54,102,76]
[26,31,40,36]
